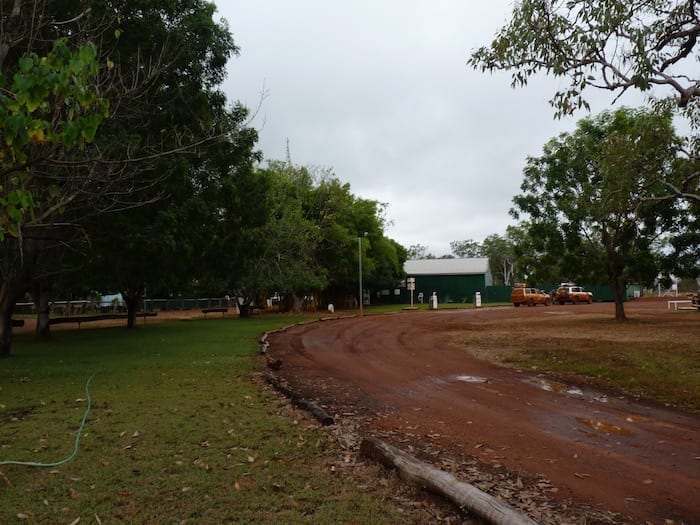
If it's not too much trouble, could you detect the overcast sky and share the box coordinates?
[216,1,645,256]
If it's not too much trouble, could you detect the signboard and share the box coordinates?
[407,277,415,291]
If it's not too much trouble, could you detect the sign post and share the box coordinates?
[407,277,415,307]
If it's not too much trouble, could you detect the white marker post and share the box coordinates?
[407,277,415,307]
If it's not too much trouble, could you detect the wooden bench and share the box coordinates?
[201,307,228,318]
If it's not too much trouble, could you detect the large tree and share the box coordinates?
[81,107,260,328]
[225,162,405,314]
[406,244,435,260]
[469,0,700,201]
[230,162,327,315]
[449,239,483,258]
[512,107,685,320]
[0,0,243,353]
[305,169,403,308]
[0,39,108,353]
[481,231,518,286]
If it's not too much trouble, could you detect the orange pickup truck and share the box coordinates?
[555,285,593,304]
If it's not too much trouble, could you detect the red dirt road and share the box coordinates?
[267,302,700,524]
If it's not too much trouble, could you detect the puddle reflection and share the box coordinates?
[577,417,632,436]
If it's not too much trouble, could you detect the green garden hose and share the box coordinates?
[0,375,94,468]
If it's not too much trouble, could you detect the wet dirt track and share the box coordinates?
[268,303,700,524]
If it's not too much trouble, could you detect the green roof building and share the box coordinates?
[402,258,493,305]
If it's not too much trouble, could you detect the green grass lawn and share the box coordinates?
[0,317,409,524]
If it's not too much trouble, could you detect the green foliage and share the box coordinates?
[662,163,700,278]
[222,162,405,310]
[0,39,107,240]
[406,244,435,260]
[239,162,328,299]
[481,232,518,285]
[41,0,257,320]
[511,107,687,316]
[469,0,700,119]
[449,239,483,258]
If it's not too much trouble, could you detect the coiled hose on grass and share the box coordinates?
[0,375,94,468]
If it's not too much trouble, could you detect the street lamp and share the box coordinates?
[358,232,367,316]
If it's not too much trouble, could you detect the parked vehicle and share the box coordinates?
[99,293,124,312]
[555,284,593,304]
[510,285,552,307]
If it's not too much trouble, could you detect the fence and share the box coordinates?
[14,297,232,316]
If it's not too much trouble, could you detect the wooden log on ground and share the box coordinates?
[295,398,334,426]
[262,371,334,426]
[360,436,538,525]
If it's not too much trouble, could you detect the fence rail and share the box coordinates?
[14,297,232,316]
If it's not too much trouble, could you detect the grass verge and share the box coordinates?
[0,317,411,524]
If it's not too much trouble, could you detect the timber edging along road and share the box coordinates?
[261,371,334,426]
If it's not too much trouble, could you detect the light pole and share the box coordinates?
[358,232,367,316]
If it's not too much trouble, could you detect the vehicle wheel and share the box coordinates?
[572,297,578,304]
[545,300,551,306]
[587,297,593,304]
[527,299,534,307]
[513,303,520,307]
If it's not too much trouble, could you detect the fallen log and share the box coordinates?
[360,437,538,525]
[295,398,334,426]
[262,371,334,426]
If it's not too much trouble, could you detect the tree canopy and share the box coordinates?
[228,162,405,314]
[511,106,686,320]
[469,0,700,203]
[0,0,245,354]
[469,0,700,116]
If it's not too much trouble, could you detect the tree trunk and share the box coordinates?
[290,293,303,314]
[613,281,627,321]
[31,280,52,338]
[0,278,22,357]
[0,292,14,358]
[603,232,627,321]
[238,299,251,317]
[123,291,142,329]
[238,304,250,317]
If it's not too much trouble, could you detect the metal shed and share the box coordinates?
[402,258,493,305]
